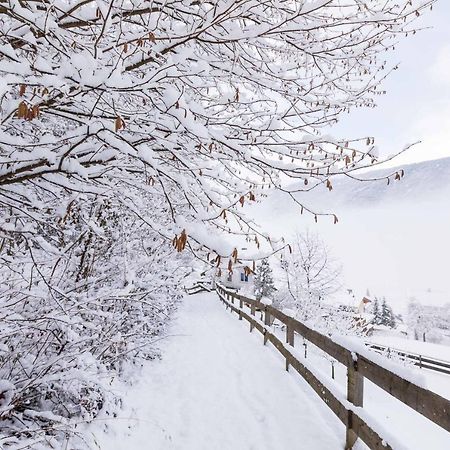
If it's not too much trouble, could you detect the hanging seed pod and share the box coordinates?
[17,101,28,119]
[231,248,238,263]
[115,116,125,131]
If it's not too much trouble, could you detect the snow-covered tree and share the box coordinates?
[380,297,396,328]
[372,297,381,324]
[371,297,395,327]
[278,231,341,321]
[405,299,447,343]
[0,194,192,446]
[407,299,428,341]
[254,259,276,300]
[0,0,432,264]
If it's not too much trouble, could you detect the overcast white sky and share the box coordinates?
[333,1,450,167]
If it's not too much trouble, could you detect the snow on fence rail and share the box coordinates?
[215,284,450,450]
[365,343,450,376]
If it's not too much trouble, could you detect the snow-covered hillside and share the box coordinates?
[249,157,450,311]
[299,156,450,208]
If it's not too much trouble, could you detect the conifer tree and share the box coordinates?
[254,259,276,300]
[388,304,397,328]
[380,298,396,328]
[372,297,380,324]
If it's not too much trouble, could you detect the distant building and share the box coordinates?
[357,296,372,314]
[218,268,254,290]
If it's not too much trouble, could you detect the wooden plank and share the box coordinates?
[263,306,271,345]
[346,363,364,449]
[236,293,258,308]
[264,306,271,326]
[286,322,295,347]
[285,320,295,370]
[351,414,393,450]
[358,355,450,433]
[250,301,255,331]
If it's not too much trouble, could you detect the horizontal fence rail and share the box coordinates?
[365,343,450,376]
[185,281,213,295]
[215,284,450,450]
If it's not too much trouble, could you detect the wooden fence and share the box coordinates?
[215,284,450,450]
[185,280,212,295]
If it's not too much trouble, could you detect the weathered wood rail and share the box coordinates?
[216,284,450,450]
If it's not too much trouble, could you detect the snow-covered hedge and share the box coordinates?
[0,194,190,448]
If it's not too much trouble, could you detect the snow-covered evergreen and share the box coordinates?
[372,297,381,324]
[371,297,396,328]
[254,259,276,300]
[380,298,397,328]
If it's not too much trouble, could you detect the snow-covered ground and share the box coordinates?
[368,335,450,362]
[87,292,344,449]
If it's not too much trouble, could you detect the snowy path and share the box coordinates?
[92,292,343,449]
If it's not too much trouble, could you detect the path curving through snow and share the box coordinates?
[92,292,343,449]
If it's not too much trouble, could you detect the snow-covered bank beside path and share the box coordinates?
[90,292,343,449]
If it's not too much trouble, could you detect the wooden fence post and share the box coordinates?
[250,302,255,332]
[264,306,271,326]
[286,323,294,346]
[239,298,243,320]
[285,322,295,371]
[263,306,270,345]
[346,358,364,449]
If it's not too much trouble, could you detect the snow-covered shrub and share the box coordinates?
[0,192,190,447]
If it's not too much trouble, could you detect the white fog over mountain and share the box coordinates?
[250,157,450,311]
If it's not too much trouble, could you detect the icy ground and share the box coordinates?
[89,292,344,449]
